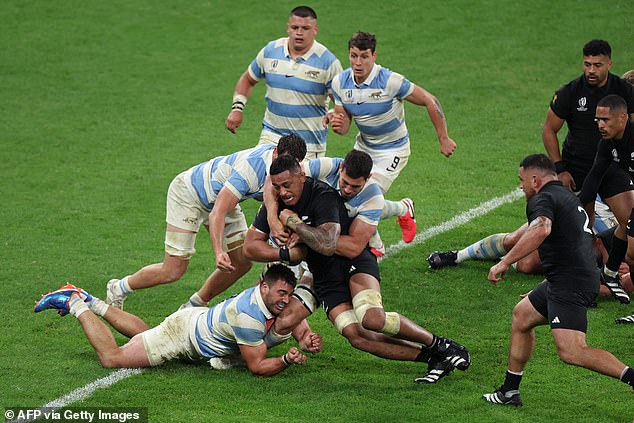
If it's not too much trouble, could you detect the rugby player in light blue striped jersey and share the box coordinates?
[105,135,306,311]
[327,31,456,193]
[226,6,342,159]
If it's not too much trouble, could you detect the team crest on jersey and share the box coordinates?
[612,148,619,162]
[576,97,588,112]
[370,91,382,100]
[305,70,320,79]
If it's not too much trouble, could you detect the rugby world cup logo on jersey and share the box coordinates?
[577,97,588,112]
[612,148,619,162]
[345,90,353,100]
[270,59,278,72]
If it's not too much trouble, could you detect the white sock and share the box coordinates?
[381,200,408,219]
[119,276,134,294]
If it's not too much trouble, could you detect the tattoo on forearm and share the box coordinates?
[295,222,340,255]
[433,98,445,120]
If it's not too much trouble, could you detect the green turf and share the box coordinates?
[2,0,633,421]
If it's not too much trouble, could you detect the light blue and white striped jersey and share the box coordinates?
[189,145,276,209]
[248,38,342,153]
[331,64,415,151]
[190,286,274,359]
[304,157,384,226]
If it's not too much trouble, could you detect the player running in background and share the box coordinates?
[225,6,342,159]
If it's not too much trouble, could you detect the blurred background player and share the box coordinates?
[542,39,634,297]
[34,265,321,377]
[225,6,342,159]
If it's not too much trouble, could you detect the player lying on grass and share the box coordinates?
[34,264,320,377]
[427,214,633,303]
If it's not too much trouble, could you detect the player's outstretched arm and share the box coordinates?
[239,343,306,377]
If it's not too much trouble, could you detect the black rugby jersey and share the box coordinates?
[550,73,634,171]
[252,176,352,283]
[527,180,599,292]
[579,120,634,205]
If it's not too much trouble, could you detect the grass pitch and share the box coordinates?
[2,1,633,421]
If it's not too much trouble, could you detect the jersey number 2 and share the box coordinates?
[578,206,593,234]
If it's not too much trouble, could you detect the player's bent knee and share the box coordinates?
[352,289,386,332]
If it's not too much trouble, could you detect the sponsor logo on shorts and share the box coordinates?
[551,316,560,324]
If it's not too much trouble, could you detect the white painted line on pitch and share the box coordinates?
[380,188,523,260]
[14,369,143,423]
[29,189,522,414]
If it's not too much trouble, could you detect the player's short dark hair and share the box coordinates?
[290,6,317,19]
[583,39,611,58]
[278,134,307,161]
[270,154,302,176]
[349,31,376,53]
[520,154,556,175]
[623,70,634,86]
[597,94,627,114]
[342,149,373,179]
[262,263,297,288]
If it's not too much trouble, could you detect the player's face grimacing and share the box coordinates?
[271,170,306,206]
[339,168,367,200]
[287,15,318,54]
[262,280,293,315]
[349,46,376,84]
[583,54,611,87]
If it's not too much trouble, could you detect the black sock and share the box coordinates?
[415,347,432,363]
[606,236,627,273]
[620,367,634,388]
[429,334,440,350]
[501,370,523,393]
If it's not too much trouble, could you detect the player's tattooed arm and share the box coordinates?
[279,209,340,256]
[293,222,341,256]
